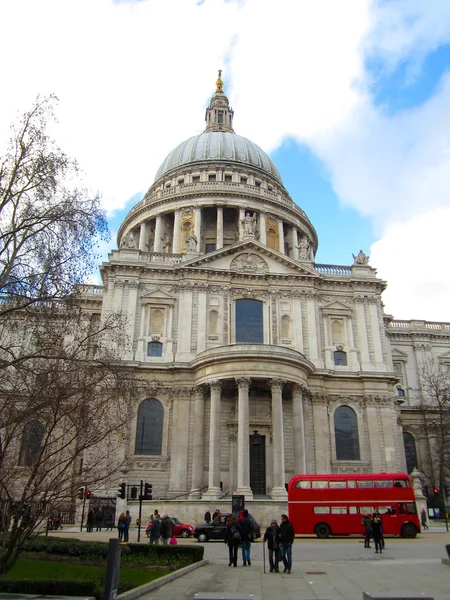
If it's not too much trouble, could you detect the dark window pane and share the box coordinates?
[147,342,163,357]
[334,351,347,366]
[205,243,216,253]
[236,299,263,343]
[18,421,45,466]
[403,432,417,474]
[334,405,360,460]
[135,399,163,455]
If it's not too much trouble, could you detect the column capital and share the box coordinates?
[293,383,309,397]
[235,377,251,390]
[270,378,285,393]
[209,379,222,392]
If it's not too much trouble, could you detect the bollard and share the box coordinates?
[104,538,121,600]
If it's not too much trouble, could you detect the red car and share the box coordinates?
[146,517,194,538]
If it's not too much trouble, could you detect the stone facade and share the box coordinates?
[80,74,449,507]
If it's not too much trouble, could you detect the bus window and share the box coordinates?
[313,506,330,514]
[329,481,346,488]
[385,507,396,514]
[407,503,417,514]
[295,480,311,489]
[357,480,374,488]
[331,506,348,514]
[375,480,393,488]
[360,506,374,514]
[347,480,356,488]
[398,503,406,514]
[312,481,328,489]
[349,506,357,514]
[394,479,408,488]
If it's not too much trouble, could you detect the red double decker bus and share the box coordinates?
[288,472,421,539]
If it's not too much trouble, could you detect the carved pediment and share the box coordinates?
[321,300,353,316]
[141,288,176,304]
[391,348,409,360]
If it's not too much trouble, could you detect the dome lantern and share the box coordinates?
[204,70,234,133]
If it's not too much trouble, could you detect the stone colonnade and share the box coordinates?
[189,378,308,501]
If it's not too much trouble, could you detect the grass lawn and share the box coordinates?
[3,558,167,587]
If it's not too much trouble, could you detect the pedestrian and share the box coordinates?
[279,514,294,574]
[117,512,126,541]
[373,508,385,549]
[149,514,162,544]
[212,508,220,521]
[224,514,243,567]
[124,510,132,542]
[106,512,115,531]
[263,519,281,573]
[372,512,383,554]
[204,509,211,523]
[240,508,255,566]
[161,515,174,544]
[361,513,373,548]
[86,509,94,532]
[94,508,103,532]
[421,508,428,530]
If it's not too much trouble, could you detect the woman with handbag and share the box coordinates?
[224,515,243,568]
[117,512,126,541]
[263,519,281,572]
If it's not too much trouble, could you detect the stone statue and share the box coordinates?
[241,212,257,236]
[297,235,310,260]
[121,231,136,248]
[352,249,369,265]
[185,233,198,252]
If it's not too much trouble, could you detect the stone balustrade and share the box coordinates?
[389,319,450,331]
[315,264,352,276]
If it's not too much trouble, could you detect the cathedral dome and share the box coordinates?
[154,131,282,183]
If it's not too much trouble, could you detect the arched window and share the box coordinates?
[135,399,164,455]
[334,405,360,461]
[334,351,347,366]
[236,299,263,343]
[147,341,163,357]
[331,319,344,343]
[18,421,45,466]
[403,432,417,474]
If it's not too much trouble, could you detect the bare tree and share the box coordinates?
[0,95,108,336]
[418,357,450,504]
[0,302,141,574]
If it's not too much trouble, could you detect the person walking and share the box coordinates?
[263,519,281,573]
[212,508,220,521]
[361,513,373,548]
[204,509,211,523]
[421,508,428,530]
[161,515,174,544]
[372,513,383,554]
[224,515,243,567]
[373,508,385,549]
[279,514,294,574]
[149,514,162,544]
[124,510,132,542]
[94,508,103,532]
[86,509,94,533]
[117,512,126,541]
[239,509,255,566]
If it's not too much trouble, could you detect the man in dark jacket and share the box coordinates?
[279,514,294,574]
[124,510,132,542]
[161,515,174,544]
[239,509,255,566]
[264,519,281,572]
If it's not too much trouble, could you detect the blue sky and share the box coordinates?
[1,0,450,321]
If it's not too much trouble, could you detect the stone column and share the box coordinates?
[259,211,267,245]
[154,215,162,252]
[216,206,224,249]
[194,206,202,248]
[239,207,245,241]
[189,387,205,498]
[355,298,371,370]
[292,228,299,260]
[138,222,147,251]
[292,385,306,474]
[270,379,288,499]
[235,378,253,499]
[203,380,222,499]
[124,281,139,360]
[278,219,285,254]
[173,210,181,254]
[168,388,191,494]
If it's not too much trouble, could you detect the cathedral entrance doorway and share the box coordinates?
[249,430,266,495]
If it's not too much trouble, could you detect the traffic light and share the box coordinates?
[143,483,153,500]
[118,483,126,499]
[433,487,439,496]
[85,490,92,499]
[78,487,85,500]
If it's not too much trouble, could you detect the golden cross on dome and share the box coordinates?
[216,69,223,93]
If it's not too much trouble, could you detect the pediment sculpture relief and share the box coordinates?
[231,253,268,274]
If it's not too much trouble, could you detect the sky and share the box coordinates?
[1,0,450,321]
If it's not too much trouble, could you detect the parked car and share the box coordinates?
[193,512,261,542]
[145,517,194,538]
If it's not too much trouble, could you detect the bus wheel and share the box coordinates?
[401,523,418,538]
[315,523,331,538]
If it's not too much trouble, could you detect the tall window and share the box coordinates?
[334,351,347,366]
[236,299,263,343]
[334,405,360,461]
[18,421,45,466]
[135,399,164,455]
[147,341,163,357]
[403,432,418,474]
